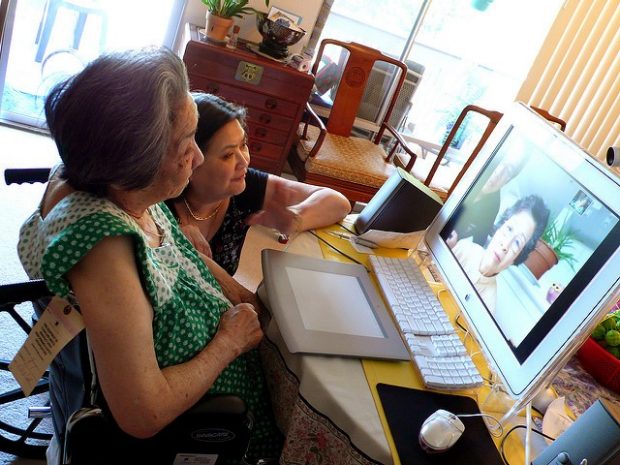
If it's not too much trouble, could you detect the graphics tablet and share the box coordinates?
[260,249,409,360]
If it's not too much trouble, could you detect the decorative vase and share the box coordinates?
[205,12,233,43]
[524,239,558,280]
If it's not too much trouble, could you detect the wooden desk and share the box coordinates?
[180,24,314,175]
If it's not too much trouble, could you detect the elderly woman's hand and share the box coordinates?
[216,303,263,356]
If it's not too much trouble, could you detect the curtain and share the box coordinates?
[516,0,620,161]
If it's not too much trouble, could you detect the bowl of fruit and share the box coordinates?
[577,310,620,393]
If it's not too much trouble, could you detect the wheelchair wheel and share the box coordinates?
[0,297,53,459]
[0,365,51,459]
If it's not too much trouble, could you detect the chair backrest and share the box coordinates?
[531,106,567,132]
[357,59,424,130]
[311,38,409,138]
[402,104,504,200]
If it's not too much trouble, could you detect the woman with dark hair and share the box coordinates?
[447,150,529,247]
[18,48,281,464]
[451,195,550,312]
[166,93,351,275]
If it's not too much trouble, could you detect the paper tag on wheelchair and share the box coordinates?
[173,453,218,465]
[9,296,85,396]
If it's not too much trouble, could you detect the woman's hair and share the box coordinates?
[493,195,550,265]
[45,47,189,196]
[192,93,247,153]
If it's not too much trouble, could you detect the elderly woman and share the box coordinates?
[166,93,351,275]
[18,48,281,463]
[449,195,549,312]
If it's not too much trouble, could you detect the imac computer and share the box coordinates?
[424,102,620,407]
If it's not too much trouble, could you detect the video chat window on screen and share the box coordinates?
[441,127,618,350]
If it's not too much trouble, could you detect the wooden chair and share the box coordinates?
[531,106,567,132]
[288,38,420,204]
[391,104,504,201]
[35,0,108,63]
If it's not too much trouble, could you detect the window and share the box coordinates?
[0,0,184,128]
[316,0,563,161]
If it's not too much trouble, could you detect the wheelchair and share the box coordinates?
[1,168,265,464]
[0,279,53,459]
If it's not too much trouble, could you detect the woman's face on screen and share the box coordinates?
[479,210,536,276]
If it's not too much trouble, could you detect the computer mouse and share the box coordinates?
[419,409,465,453]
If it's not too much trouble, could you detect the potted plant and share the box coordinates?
[201,0,270,43]
[525,219,578,279]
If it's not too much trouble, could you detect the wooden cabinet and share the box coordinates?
[181,24,314,175]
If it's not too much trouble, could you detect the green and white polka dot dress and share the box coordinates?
[18,191,282,460]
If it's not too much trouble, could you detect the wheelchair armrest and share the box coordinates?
[0,280,51,306]
[63,394,253,465]
[189,394,248,416]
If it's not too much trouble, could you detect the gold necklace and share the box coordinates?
[183,197,223,221]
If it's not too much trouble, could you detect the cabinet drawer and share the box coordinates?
[189,76,300,119]
[250,155,283,174]
[247,122,288,145]
[248,138,284,161]
[246,106,293,132]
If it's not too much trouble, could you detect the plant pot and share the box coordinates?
[524,239,558,280]
[205,12,233,43]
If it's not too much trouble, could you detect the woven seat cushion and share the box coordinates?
[296,124,395,188]
[394,151,461,197]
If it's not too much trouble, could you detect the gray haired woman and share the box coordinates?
[18,48,282,464]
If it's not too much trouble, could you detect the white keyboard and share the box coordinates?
[369,255,483,390]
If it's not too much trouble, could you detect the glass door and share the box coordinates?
[0,0,184,129]
[403,0,563,158]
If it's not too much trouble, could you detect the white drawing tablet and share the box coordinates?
[260,249,408,360]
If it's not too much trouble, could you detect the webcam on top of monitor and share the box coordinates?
[606,146,620,167]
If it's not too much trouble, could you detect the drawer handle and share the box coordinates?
[250,142,263,153]
[259,113,272,124]
[205,83,219,94]
[255,127,268,138]
[264,98,278,110]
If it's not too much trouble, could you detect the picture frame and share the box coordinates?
[267,6,302,26]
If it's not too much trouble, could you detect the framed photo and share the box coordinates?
[267,6,302,26]
[569,190,592,215]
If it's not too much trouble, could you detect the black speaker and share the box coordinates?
[531,399,620,465]
[354,168,443,234]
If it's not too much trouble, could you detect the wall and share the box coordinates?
[177,0,322,55]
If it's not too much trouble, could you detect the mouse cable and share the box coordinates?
[499,424,556,465]
[308,230,368,270]
[456,413,504,438]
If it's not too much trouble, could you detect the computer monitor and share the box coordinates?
[424,102,620,403]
